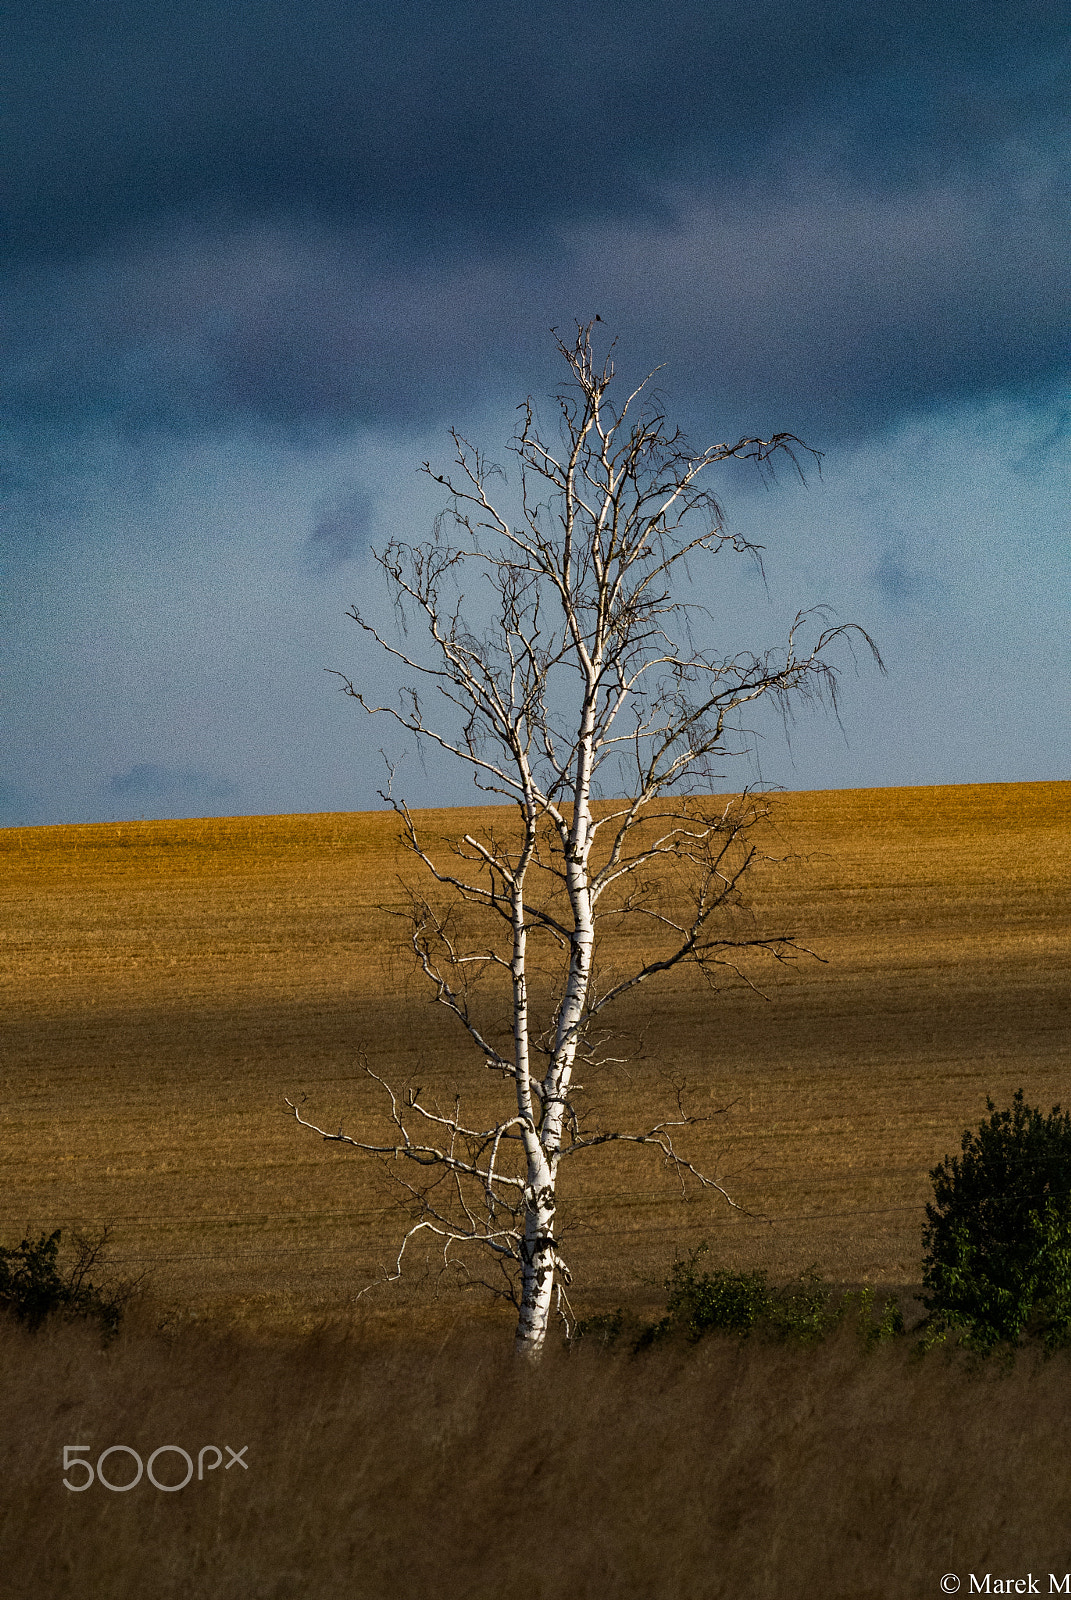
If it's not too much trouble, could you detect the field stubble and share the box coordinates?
[0,781,1068,1328]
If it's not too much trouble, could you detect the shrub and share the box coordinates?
[659,1251,772,1342]
[922,1090,1071,1352]
[0,1227,134,1340]
[577,1246,905,1353]
[854,1285,907,1350]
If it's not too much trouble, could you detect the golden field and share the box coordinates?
[1,781,1068,1326]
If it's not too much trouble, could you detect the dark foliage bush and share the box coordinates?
[647,1254,772,1344]
[574,1245,904,1352]
[922,1090,1071,1352]
[0,1228,133,1339]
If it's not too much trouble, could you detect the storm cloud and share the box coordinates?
[1,0,1067,441]
[1,2,1068,823]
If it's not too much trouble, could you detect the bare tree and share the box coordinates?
[288,324,881,1359]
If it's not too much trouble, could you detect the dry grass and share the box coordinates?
[3,1311,1071,1598]
[1,781,1068,1326]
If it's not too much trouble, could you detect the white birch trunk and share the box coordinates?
[514,1144,558,1357]
[514,716,597,1357]
[511,802,563,1359]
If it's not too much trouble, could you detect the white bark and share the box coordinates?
[288,323,882,1358]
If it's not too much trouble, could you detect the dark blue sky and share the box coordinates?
[2,1,1069,822]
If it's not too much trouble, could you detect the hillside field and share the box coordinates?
[2,779,1068,1329]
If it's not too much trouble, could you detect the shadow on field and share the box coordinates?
[3,1305,1071,1599]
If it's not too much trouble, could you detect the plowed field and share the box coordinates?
[2,781,1068,1327]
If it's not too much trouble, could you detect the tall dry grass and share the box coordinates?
[3,1308,1071,1599]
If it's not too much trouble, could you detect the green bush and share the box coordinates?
[659,1252,772,1342]
[853,1285,907,1350]
[922,1090,1071,1352]
[0,1227,133,1340]
[575,1246,904,1353]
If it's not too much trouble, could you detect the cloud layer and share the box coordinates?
[1,3,1067,823]
[1,1,1067,447]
